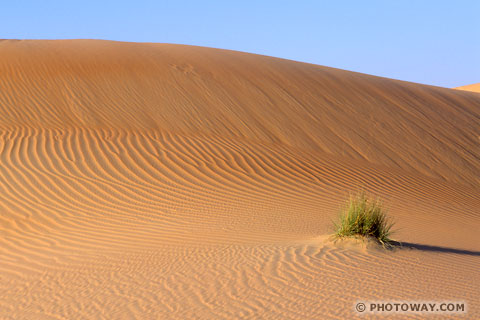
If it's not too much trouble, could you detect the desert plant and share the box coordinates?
[333,192,395,247]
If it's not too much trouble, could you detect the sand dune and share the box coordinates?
[455,82,480,93]
[0,39,479,319]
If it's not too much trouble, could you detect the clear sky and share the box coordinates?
[2,0,479,88]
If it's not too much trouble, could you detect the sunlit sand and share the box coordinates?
[0,39,478,319]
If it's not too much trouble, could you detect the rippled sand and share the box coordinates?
[0,40,478,319]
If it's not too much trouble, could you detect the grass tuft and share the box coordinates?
[333,192,395,247]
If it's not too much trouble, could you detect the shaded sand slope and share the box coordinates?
[0,40,479,319]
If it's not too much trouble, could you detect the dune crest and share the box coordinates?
[0,40,479,319]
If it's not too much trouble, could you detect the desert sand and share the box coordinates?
[455,83,480,93]
[0,39,478,319]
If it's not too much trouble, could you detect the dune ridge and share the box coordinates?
[0,40,479,319]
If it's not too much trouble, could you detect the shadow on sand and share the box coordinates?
[392,241,480,257]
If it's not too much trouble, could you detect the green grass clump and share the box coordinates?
[333,192,395,247]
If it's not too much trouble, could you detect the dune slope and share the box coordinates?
[0,40,479,319]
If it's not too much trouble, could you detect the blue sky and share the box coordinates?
[2,1,479,88]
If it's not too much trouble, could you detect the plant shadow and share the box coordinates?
[391,241,480,256]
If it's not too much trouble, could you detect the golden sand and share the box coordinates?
[0,40,478,319]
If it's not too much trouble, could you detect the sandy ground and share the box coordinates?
[0,40,478,319]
